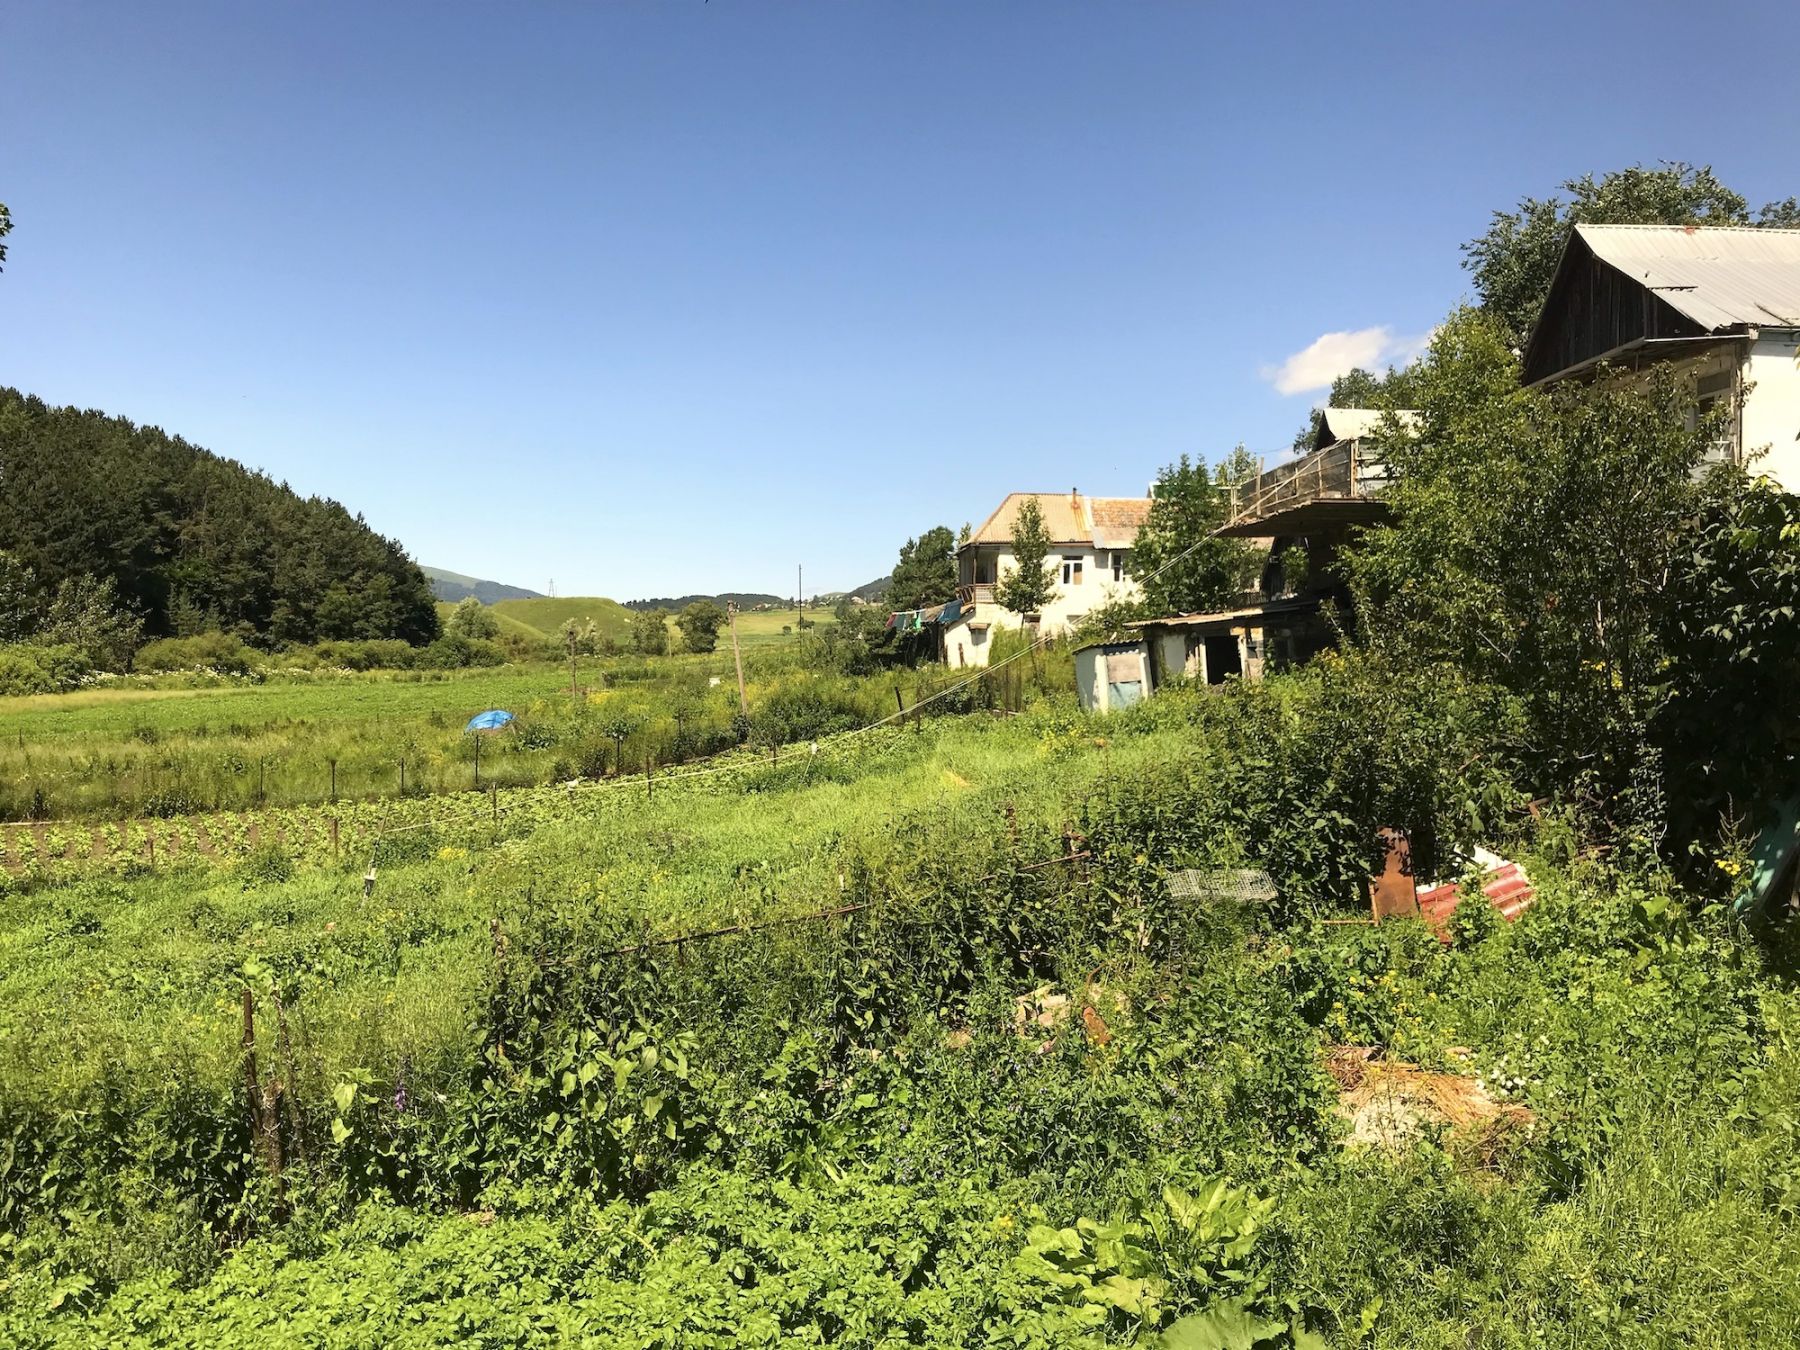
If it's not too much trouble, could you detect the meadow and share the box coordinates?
[0,631,928,828]
[432,595,839,651]
[4,659,1800,1346]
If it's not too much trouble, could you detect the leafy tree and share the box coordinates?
[39,573,144,671]
[1128,455,1261,616]
[887,527,957,612]
[1460,162,1783,347]
[1292,365,1428,451]
[994,499,1054,617]
[0,551,41,642]
[557,616,602,657]
[445,597,500,641]
[676,600,726,653]
[1757,196,1800,228]
[1653,478,1800,865]
[630,608,670,656]
[594,710,642,774]
[1344,307,1723,843]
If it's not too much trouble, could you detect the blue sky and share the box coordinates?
[4,2,1796,599]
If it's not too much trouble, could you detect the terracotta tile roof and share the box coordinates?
[965,492,1152,549]
[1088,496,1153,549]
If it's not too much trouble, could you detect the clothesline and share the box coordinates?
[885,598,962,632]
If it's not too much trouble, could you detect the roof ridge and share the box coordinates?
[1577,221,1800,236]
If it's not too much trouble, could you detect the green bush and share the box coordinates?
[133,633,259,676]
[0,644,90,695]
[417,635,506,669]
[293,639,419,671]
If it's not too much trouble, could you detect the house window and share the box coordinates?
[1111,550,1127,583]
[1061,556,1083,586]
[1694,370,1737,464]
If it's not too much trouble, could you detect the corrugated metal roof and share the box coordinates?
[1576,223,1800,330]
[1315,407,1420,448]
[1127,595,1317,629]
[1416,861,1536,943]
[965,492,1151,549]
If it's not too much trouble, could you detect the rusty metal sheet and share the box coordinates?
[1368,827,1419,922]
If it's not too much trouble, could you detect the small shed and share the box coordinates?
[1131,597,1329,686]
[1074,639,1151,713]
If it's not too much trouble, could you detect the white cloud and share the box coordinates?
[1260,326,1431,397]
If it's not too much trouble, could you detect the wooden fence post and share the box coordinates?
[329,816,339,861]
[271,989,312,1178]
[240,990,285,1200]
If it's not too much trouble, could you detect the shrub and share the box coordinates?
[301,639,419,671]
[418,635,506,669]
[133,632,258,675]
[0,643,91,695]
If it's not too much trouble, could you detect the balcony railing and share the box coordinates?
[957,582,997,606]
[1226,439,1390,531]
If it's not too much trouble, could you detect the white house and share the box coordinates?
[942,490,1152,668]
[1523,223,1800,488]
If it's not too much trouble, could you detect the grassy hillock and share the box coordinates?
[432,595,637,644]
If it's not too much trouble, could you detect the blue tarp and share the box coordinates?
[465,709,516,733]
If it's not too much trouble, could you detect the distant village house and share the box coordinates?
[940,490,1151,668]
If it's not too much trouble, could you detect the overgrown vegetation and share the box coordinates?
[3,669,1799,1345]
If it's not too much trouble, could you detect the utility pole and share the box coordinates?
[797,564,803,639]
[727,601,749,719]
[566,623,580,700]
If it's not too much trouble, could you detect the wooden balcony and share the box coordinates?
[1217,439,1392,538]
[956,582,997,606]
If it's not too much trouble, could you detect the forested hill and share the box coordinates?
[0,389,438,644]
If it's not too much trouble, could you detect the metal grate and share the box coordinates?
[1166,868,1278,904]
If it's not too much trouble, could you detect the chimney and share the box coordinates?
[1069,486,1079,508]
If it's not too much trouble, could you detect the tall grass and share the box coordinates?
[0,641,1058,822]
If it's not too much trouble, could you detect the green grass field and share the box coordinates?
[431,597,837,651]
[729,605,838,647]
[0,638,968,825]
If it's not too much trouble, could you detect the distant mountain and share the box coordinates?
[423,567,544,605]
[623,593,786,612]
[850,575,890,602]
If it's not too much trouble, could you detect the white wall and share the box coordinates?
[947,546,1141,663]
[1745,331,1800,491]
